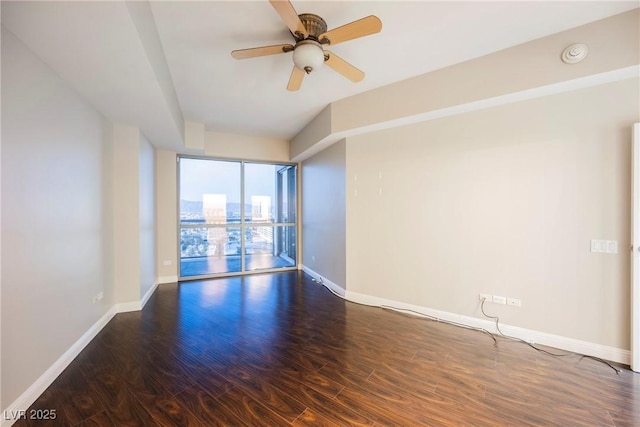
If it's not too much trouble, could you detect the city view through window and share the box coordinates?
[179,157,297,277]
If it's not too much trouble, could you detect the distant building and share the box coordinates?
[204,194,227,257]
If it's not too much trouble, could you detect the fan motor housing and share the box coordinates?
[295,13,327,41]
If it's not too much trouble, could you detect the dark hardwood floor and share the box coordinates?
[15,271,640,426]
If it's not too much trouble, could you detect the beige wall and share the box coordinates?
[1,29,115,407]
[139,134,156,297]
[290,105,332,161]
[302,140,347,289]
[206,131,289,162]
[113,125,142,303]
[113,127,157,303]
[156,150,178,282]
[346,78,639,349]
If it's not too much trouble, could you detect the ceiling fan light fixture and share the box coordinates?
[231,1,382,90]
[292,40,324,74]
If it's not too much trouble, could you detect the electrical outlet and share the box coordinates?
[479,293,492,302]
[591,239,619,254]
[163,260,172,266]
[492,295,507,305]
[507,297,521,307]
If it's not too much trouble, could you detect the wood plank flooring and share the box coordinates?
[14,271,640,426]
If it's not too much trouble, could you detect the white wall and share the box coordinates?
[346,78,639,350]
[1,28,114,408]
[302,140,347,289]
[139,134,156,298]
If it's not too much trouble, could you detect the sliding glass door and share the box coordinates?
[276,165,297,264]
[179,157,297,278]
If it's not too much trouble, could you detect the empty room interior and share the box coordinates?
[2,1,640,425]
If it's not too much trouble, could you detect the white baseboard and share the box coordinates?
[1,283,162,426]
[114,301,142,313]
[157,275,178,284]
[300,266,630,365]
[140,281,159,309]
[1,306,118,426]
[301,264,345,297]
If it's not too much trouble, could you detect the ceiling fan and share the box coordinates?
[231,0,382,91]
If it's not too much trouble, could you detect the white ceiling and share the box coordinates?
[3,1,638,150]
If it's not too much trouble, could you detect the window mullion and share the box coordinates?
[240,160,246,273]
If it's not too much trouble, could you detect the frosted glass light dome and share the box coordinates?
[293,41,324,74]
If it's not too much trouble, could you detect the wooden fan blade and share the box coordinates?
[231,44,293,60]
[287,66,304,91]
[269,0,308,38]
[325,51,365,82]
[319,15,381,46]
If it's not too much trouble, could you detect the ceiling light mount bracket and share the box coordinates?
[295,13,327,41]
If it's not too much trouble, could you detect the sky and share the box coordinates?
[179,157,288,203]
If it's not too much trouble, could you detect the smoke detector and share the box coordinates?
[561,43,588,64]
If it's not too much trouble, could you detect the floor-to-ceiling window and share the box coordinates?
[178,156,297,278]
